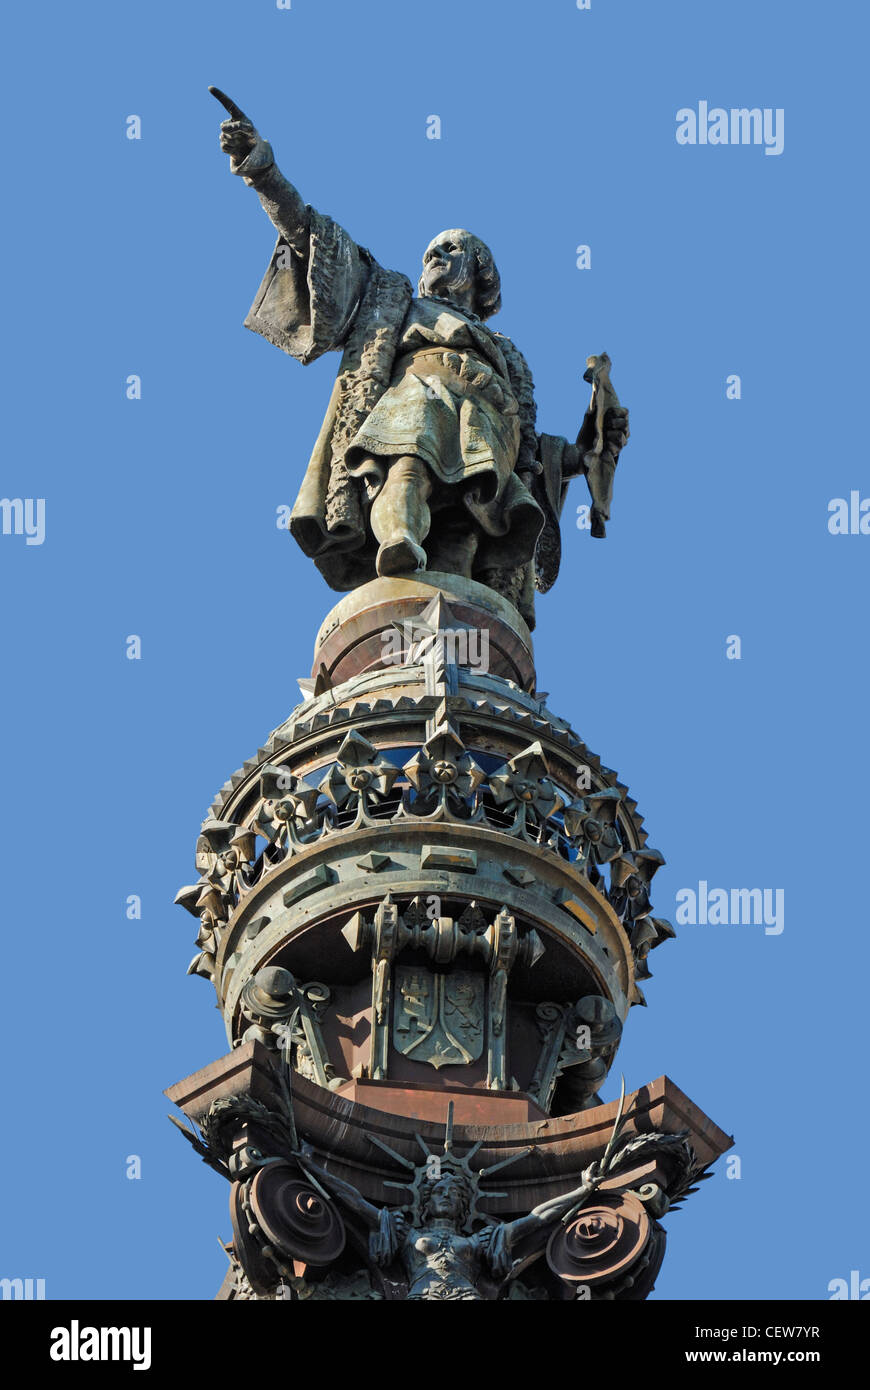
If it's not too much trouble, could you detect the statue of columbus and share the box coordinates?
[213,89,629,628]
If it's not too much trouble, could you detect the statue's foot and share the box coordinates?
[376,534,427,577]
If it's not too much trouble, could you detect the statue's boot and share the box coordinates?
[378,534,428,576]
[371,456,432,577]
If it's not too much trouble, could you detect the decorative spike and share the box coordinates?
[504,866,536,887]
[199,820,236,852]
[367,1134,416,1170]
[175,884,204,916]
[443,1101,455,1154]
[336,728,378,763]
[341,911,368,953]
[651,917,677,941]
[186,952,213,979]
[457,901,487,933]
[401,896,427,927]
[356,851,392,873]
[522,928,545,969]
[478,1146,532,1177]
[632,918,659,949]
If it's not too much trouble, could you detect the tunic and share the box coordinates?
[346,297,522,488]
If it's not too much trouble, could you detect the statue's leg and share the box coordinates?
[425,510,480,578]
[370,455,432,577]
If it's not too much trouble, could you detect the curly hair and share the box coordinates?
[418,230,502,321]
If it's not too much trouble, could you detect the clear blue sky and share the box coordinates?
[1,0,866,1300]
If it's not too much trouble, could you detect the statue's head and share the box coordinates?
[418,229,502,320]
[420,1170,474,1225]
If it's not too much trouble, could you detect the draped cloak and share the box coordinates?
[242,178,580,627]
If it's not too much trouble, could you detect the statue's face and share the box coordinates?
[426,1174,466,1221]
[420,230,476,304]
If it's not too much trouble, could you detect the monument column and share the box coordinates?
[164,88,731,1302]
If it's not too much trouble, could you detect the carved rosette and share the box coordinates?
[403,722,486,812]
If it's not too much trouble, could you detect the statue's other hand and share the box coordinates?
[603,406,630,456]
[581,1161,604,1189]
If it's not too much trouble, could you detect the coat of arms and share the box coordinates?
[393,967,484,1069]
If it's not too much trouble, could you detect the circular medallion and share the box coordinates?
[546,1191,650,1287]
[249,1163,346,1266]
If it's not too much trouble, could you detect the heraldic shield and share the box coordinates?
[393,966,485,1069]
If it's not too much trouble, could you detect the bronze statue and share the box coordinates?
[211,88,629,628]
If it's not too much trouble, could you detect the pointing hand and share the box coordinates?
[210,87,268,173]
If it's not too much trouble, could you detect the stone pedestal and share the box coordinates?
[312,573,536,689]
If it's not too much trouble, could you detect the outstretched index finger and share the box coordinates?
[209,87,250,122]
